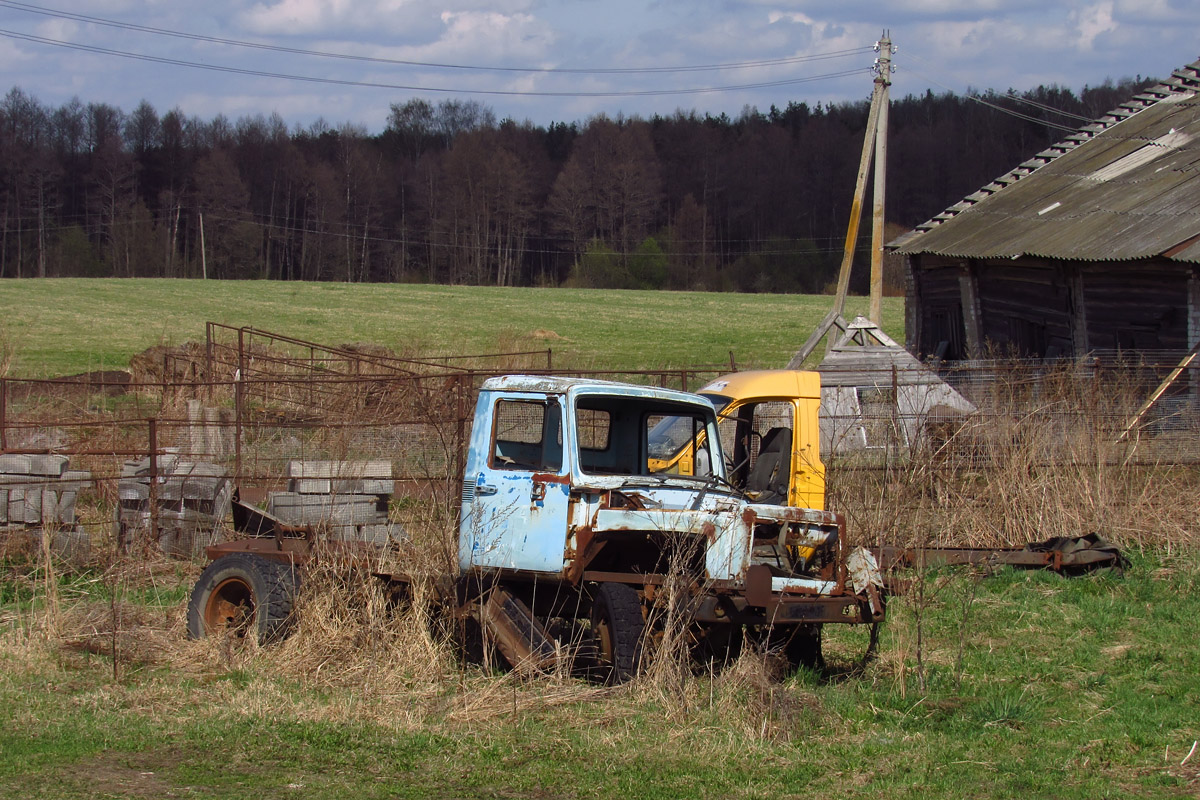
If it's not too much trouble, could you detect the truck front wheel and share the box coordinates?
[187,554,300,644]
[591,582,644,684]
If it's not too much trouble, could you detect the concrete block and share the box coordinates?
[268,492,386,526]
[27,455,69,477]
[290,478,332,494]
[119,483,150,503]
[0,454,31,474]
[160,475,228,502]
[39,490,59,524]
[120,455,180,479]
[58,470,93,494]
[8,489,32,524]
[58,491,77,524]
[291,477,395,496]
[286,460,393,480]
[354,479,394,496]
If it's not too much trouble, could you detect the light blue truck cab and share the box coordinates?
[189,374,883,683]
[458,376,883,680]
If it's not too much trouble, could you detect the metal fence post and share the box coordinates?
[205,322,214,402]
[235,328,245,482]
[0,378,6,452]
[148,418,159,549]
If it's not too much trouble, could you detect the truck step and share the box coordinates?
[480,587,560,674]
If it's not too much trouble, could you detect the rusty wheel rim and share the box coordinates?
[595,618,615,671]
[203,577,255,636]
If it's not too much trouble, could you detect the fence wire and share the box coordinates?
[0,356,1196,560]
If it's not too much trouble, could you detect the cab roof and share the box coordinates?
[697,370,821,401]
[480,375,716,407]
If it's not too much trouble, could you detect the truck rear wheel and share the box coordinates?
[591,582,644,684]
[187,553,299,644]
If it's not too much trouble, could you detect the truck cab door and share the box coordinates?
[459,394,571,574]
[723,399,824,510]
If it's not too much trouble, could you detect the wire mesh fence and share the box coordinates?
[1,353,1197,561]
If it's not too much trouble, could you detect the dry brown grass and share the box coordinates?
[3,354,1199,760]
[829,361,1200,552]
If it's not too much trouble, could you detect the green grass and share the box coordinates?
[1,550,1196,798]
[0,279,901,377]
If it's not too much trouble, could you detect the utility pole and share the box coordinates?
[787,33,895,368]
[869,33,894,324]
[199,211,208,280]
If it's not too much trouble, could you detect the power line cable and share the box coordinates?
[1003,91,1093,123]
[901,51,1085,132]
[0,0,874,76]
[902,66,1081,133]
[0,28,870,97]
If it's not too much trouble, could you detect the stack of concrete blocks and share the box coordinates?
[267,460,400,546]
[0,454,93,561]
[117,455,233,558]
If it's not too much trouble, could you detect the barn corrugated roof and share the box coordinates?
[893,58,1200,263]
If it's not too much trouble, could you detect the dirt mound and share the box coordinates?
[128,342,207,384]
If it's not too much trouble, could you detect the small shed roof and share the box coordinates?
[817,317,957,388]
[893,59,1200,264]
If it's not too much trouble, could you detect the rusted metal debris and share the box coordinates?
[871,533,1127,585]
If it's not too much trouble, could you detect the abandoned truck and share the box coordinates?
[187,374,885,682]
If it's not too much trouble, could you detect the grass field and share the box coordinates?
[1,552,1197,798]
[0,279,900,377]
[2,278,1198,798]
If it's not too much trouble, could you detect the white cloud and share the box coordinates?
[0,0,1195,129]
[238,0,422,36]
[1072,1,1117,50]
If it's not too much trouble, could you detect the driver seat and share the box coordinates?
[745,427,791,504]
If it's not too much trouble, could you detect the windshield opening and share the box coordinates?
[576,394,718,479]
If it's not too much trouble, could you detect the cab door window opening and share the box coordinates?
[490,399,563,472]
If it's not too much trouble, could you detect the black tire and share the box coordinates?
[591,582,645,684]
[782,624,825,673]
[187,554,300,644]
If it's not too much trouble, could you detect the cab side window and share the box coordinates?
[491,400,563,472]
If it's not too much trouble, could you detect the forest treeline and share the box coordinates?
[0,77,1155,291]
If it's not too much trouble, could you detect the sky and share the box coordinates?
[0,0,1197,132]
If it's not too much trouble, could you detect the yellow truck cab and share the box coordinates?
[648,370,825,510]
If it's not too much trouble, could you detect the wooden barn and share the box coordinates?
[893,58,1200,361]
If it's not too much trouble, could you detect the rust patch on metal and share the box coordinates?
[205,537,310,563]
[600,490,646,510]
[744,564,773,607]
[566,527,610,585]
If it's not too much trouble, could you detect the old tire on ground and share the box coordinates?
[591,582,645,684]
[186,553,300,643]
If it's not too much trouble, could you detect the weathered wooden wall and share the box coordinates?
[906,254,1197,359]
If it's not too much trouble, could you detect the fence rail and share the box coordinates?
[1,355,1197,559]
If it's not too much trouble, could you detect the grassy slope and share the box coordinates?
[0,552,1197,798]
[0,279,900,377]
